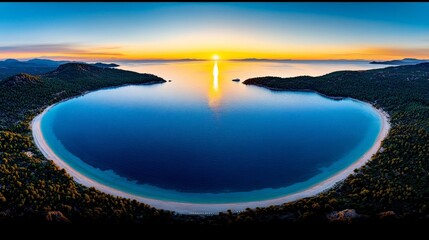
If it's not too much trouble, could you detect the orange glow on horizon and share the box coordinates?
[2,45,429,62]
[208,61,222,112]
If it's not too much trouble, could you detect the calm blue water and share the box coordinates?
[39,60,384,203]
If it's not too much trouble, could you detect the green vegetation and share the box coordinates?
[1,62,429,224]
[238,63,429,223]
[0,63,174,223]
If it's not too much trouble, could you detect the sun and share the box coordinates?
[212,54,219,60]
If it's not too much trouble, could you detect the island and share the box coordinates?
[370,58,429,65]
[91,62,120,68]
[0,62,428,224]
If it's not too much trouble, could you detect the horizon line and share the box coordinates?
[0,57,397,62]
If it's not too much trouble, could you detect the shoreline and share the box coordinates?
[31,97,391,215]
[245,83,346,101]
[33,80,166,125]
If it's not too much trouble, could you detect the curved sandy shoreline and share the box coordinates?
[31,101,390,215]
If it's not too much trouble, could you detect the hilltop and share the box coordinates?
[3,73,41,86]
[0,58,120,80]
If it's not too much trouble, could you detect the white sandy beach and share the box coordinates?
[31,102,391,215]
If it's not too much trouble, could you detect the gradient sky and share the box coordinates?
[1,2,429,61]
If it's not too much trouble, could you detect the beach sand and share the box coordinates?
[31,102,391,215]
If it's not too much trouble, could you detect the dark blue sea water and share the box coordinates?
[39,61,384,203]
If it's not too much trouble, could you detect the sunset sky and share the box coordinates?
[1,2,429,61]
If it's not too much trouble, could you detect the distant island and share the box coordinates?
[228,59,375,63]
[92,63,120,68]
[119,59,205,63]
[370,58,429,65]
[230,58,292,62]
[0,58,119,80]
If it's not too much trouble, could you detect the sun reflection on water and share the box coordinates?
[213,61,219,91]
[208,60,222,112]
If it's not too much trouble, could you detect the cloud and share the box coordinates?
[0,43,74,53]
[0,43,123,57]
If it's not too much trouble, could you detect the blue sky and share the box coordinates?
[1,3,429,60]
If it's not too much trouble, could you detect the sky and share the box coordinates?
[1,2,429,61]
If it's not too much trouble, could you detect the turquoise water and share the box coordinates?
[39,60,384,204]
